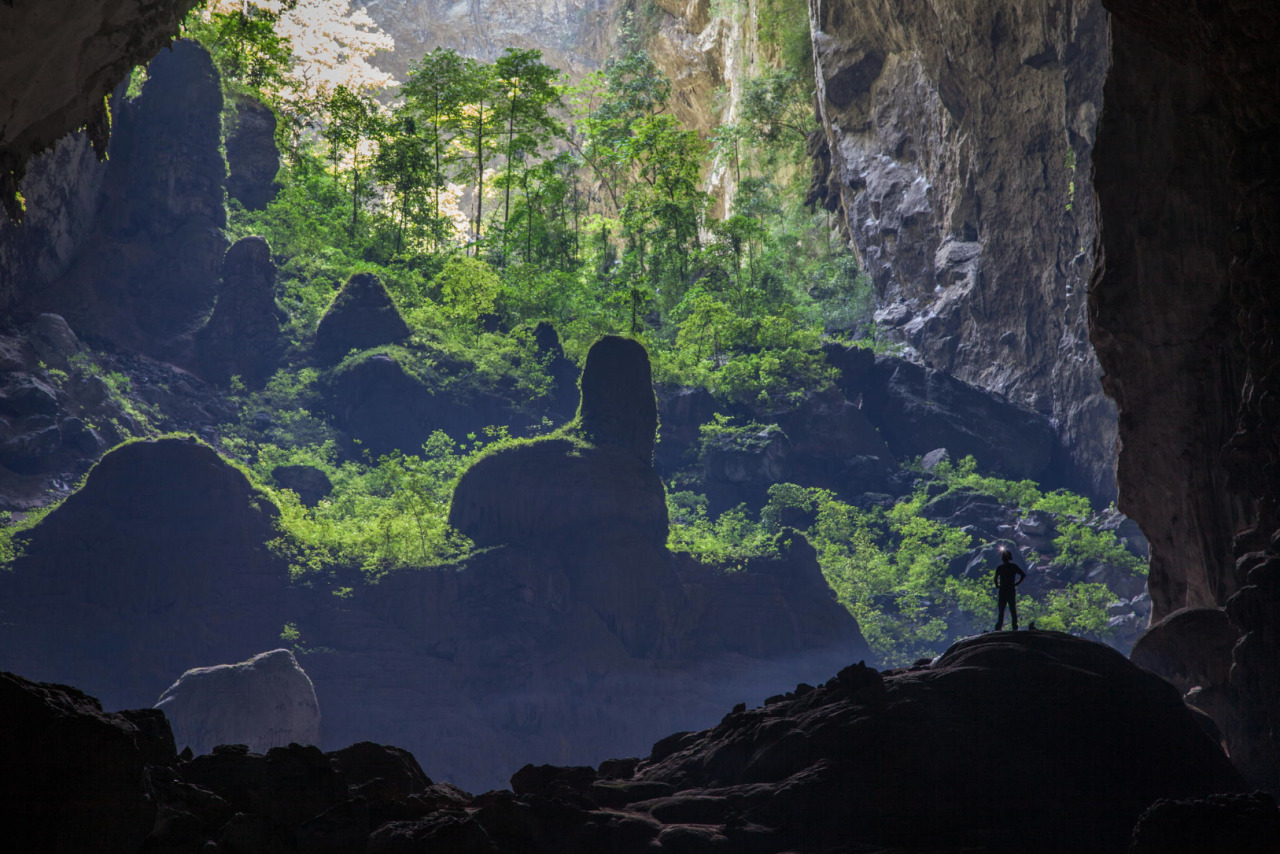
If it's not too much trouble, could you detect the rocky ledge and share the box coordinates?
[4,631,1267,854]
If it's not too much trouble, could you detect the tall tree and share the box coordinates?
[401,48,470,249]
[321,85,384,235]
[454,58,499,253]
[490,48,564,257]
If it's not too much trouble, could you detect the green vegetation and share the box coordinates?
[666,458,1149,666]
[0,5,1120,667]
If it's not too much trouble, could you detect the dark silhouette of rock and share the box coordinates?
[155,648,322,756]
[38,39,229,355]
[863,355,1057,482]
[225,92,280,210]
[0,670,176,854]
[578,335,658,462]
[629,632,1246,854]
[272,463,333,506]
[322,351,524,458]
[194,236,282,386]
[1131,609,1239,699]
[314,272,410,365]
[1093,0,1280,787]
[1129,791,1280,854]
[29,313,81,367]
[6,633,1247,853]
[533,321,580,420]
[0,437,290,710]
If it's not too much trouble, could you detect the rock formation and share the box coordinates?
[193,236,283,387]
[321,350,529,458]
[860,354,1058,482]
[313,272,411,365]
[0,670,176,854]
[34,39,229,355]
[0,437,291,709]
[577,334,660,461]
[359,0,615,84]
[155,648,322,756]
[809,0,1116,501]
[1091,0,1280,787]
[224,92,280,211]
[0,0,200,226]
[5,632,1256,854]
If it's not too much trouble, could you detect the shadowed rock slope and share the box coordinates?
[0,437,290,710]
[2,632,1255,854]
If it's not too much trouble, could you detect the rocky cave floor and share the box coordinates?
[6,631,1277,854]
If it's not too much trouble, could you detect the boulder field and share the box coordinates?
[2,631,1268,854]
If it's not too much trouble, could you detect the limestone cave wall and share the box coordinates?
[807,0,1117,501]
[0,0,201,233]
[1093,0,1280,787]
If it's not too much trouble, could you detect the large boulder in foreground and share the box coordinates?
[0,437,289,709]
[0,671,176,854]
[313,272,410,365]
[155,648,321,756]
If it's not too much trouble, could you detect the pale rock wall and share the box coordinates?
[355,0,617,80]
[808,0,1115,500]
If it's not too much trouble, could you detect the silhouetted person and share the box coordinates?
[993,548,1026,631]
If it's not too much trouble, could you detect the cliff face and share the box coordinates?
[356,0,616,80]
[0,0,201,229]
[808,0,1115,501]
[1092,0,1280,787]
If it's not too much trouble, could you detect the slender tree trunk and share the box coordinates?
[433,93,442,251]
[351,164,359,236]
[474,103,484,255]
[503,91,516,250]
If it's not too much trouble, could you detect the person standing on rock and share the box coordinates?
[993,548,1026,631]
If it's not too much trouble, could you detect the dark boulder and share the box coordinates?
[675,532,873,662]
[273,463,333,506]
[177,743,349,834]
[450,437,668,551]
[1129,791,1280,854]
[0,437,290,710]
[225,92,280,210]
[633,632,1247,854]
[1131,608,1239,695]
[29,313,81,367]
[0,671,176,854]
[313,273,410,365]
[322,352,518,458]
[578,335,658,462]
[864,355,1056,481]
[329,742,432,801]
[532,321,580,420]
[194,235,282,386]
